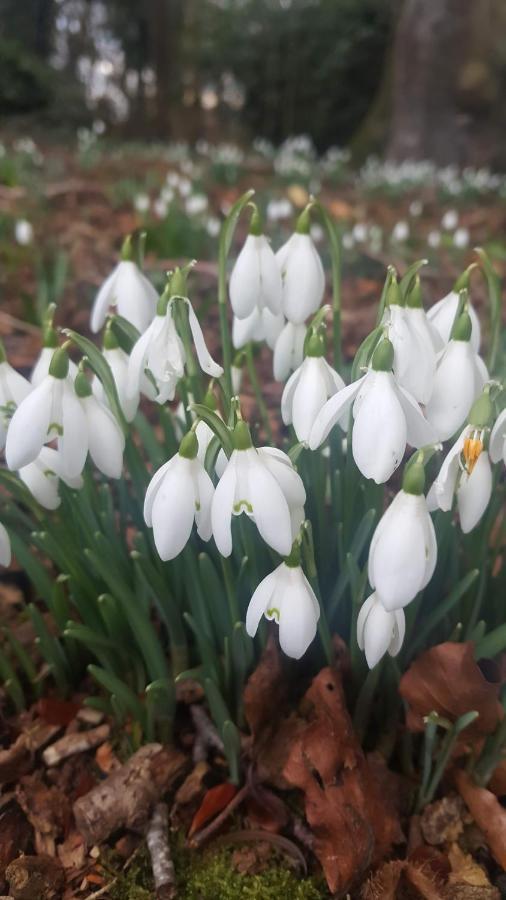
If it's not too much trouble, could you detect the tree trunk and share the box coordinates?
[387,0,506,167]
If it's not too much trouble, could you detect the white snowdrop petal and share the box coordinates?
[0,522,11,567]
[308,376,365,450]
[352,373,406,483]
[127,321,156,399]
[356,593,376,650]
[194,462,215,542]
[258,237,283,313]
[420,511,438,589]
[427,291,481,351]
[91,265,119,333]
[19,458,60,510]
[433,430,467,510]
[151,460,197,560]
[248,456,293,556]
[490,409,506,464]
[6,377,53,470]
[389,609,406,658]
[457,452,493,533]
[364,601,397,668]
[262,308,284,350]
[273,322,304,382]
[281,366,302,426]
[2,363,32,406]
[395,384,437,449]
[278,569,319,659]
[232,308,263,349]
[59,383,88,478]
[370,493,429,610]
[144,457,175,526]
[425,341,480,441]
[245,568,279,638]
[84,397,125,478]
[278,234,324,324]
[229,235,263,319]
[292,358,328,444]
[258,448,306,509]
[115,262,157,334]
[186,301,224,378]
[211,454,238,557]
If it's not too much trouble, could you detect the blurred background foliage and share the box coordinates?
[1,0,505,166]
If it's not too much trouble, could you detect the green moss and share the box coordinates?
[107,837,329,900]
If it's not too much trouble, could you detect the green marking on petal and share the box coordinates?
[48,422,64,437]
[266,607,280,622]
[233,499,253,514]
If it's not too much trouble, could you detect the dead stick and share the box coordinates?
[190,784,249,848]
[190,705,224,763]
[43,724,110,767]
[146,802,176,900]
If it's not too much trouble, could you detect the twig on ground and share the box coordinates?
[190,705,224,763]
[146,802,177,899]
[42,724,110,767]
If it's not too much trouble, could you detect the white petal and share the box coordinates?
[90,265,119,333]
[232,307,263,349]
[0,362,32,406]
[278,234,324,324]
[185,300,224,378]
[248,454,293,555]
[58,382,89,478]
[104,347,139,421]
[19,457,61,510]
[425,341,479,441]
[427,291,481,351]
[363,596,398,668]
[127,320,157,399]
[308,375,365,450]
[84,396,125,478]
[5,377,53,470]
[389,608,406,658]
[144,457,176,526]
[357,593,376,649]
[262,308,285,350]
[352,372,406,483]
[369,492,429,610]
[321,358,345,394]
[257,447,306,509]
[433,430,467,510]
[151,456,196,560]
[194,460,215,541]
[211,454,238,557]
[273,321,303,382]
[245,567,279,638]
[277,567,319,659]
[115,261,157,334]
[395,383,437,449]
[292,357,329,444]
[0,522,11,566]
[457,452,493,533]
[420,510,438,589]
[490,409,506,464]
[280,365,302,425]
[31,347,55,387]
[229,235,263,319]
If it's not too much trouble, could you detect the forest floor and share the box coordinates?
[0,134,506,898]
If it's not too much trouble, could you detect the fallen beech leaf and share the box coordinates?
[400,642,503,737]
[0,804,32,887]
[16,774,70,857]
[243,637,285,738]
[488,758,506,796]
[447,843,492,888]
[283,667,403,894]
[454,769,506,869]
[36,698,80,726]
[188,782,237,838]
[6,854,65,900]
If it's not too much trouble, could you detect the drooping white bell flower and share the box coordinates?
[0,341,32,449]
[232,306,284,350]
[425,312,488,442]
[309,338,436,484]
[6,348,87,479]
[211,421,305,557]
[357,592,405,669]
[384,276,439,405]
[144,431,214,561]
[229,213,282,319]
[19,447,83,510]
[276,208,325,324]
[281,332,345,443]
[427,270,481,350]
[0,522,11,567]
[127,276,223,405]
[90,237,158,334]
[92,324,139,422]
[368,458,437,612]
[246,553,320,659]
[490,407,506,467]
[273,321,306,382]
[74,372,125,479]
[427,390,494,533]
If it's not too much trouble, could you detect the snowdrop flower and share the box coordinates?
[6,348,87,479]
[73,371,125,478]
[384,276,436,406]
[229,212,282,319]
[276,208,325,324]
[453,227,470,249]
[342,232,355,251]
[427,230,441,249]
[31,311,77,387]
[134,193,150,214]
[409,200,423,218]
[92,323,138,422]
[357,592,405,668]
[282,332,345,443]
[352,223,368,243]
[90,237,158,334]
[127,272,223,404]
[425,312,488,441]
[273,321,306,382]
[427,390,494,532]
[0,523,11,567]
[442,209,458,230]
[15,219,33,246]
[427,268,481,350]
[0,340,32,449]
[212,421,305,557]
[246,550,319,659]
[144,431,213,561]
[368,457,437,611]
[490,407,506,467]
[206,216,221,238]
[185,194,208,216]
[19,447,83,510]
[153,197,168,219]
[309,338,435,483]
[232,306,284,350]
[391,221,409,242]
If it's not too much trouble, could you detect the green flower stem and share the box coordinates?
[245,343,274,443]
[315,200,342,370]
[353,661,383,741]
[302,521,332,665]
[220,556,240,625]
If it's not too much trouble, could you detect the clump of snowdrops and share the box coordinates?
[0,190,504,788]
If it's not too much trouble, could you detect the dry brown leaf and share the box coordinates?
[400,642,503,737]
[447,843,492,888]
[16,775,70,857]
[56,831,86,872]
[282,667,403,895]
[454,769,506,869]
[360,860,403,899]
[488,758,506,796]
[420,794,467,845]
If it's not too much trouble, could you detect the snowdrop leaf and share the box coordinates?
[475,624,506,660]
[474,247,501,372]
[407,569,479,656]
[109,314,141,353]
[351,324,382,382]
[191,402,233,455]
[221,189,255,260]
[63,329,127,431]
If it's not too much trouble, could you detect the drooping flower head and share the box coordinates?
[276,205,325,325]
[281,325,344,443]
[384,272,439,405]
[427,265,481,351]
[93,321,139,422]
[229,207,282,320]
[91,234,158,334]
[0,338,32,450]
[357,592,405,669]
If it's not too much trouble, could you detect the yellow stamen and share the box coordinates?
[462,433,483,474]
